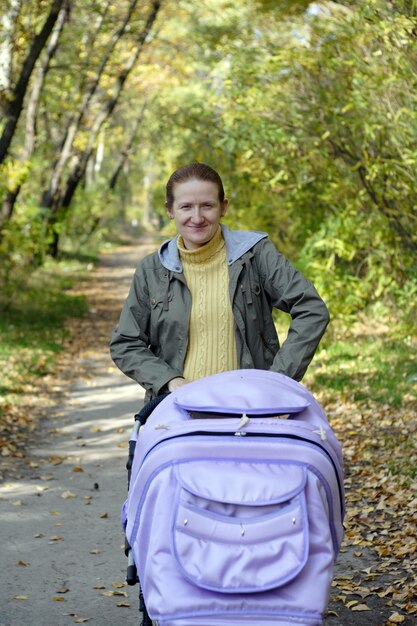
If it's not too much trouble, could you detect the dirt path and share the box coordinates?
[0,243,414,625]
[0,244,155,626]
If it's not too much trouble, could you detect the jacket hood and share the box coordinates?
[158,224,268,272]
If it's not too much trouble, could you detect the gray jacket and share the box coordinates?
[110,225,330,398]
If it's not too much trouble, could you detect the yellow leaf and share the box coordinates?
[388,614,406,624]
[100,512,109,518]
[351,604,371,611]
[17,560,30,566]
[102,590,127,597]
[72,466,84,472]
[13,596,28,600]
[112,581,125,588]
[117,602,130,607]
[53,596,65,601]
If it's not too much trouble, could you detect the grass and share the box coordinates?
[308,333,416,408]
[0,258,90,409]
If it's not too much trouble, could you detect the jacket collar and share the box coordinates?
[158,224,268,272]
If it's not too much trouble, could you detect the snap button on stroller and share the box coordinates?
[122,369,345,626]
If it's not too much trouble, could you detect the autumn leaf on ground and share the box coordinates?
[102,590,128,597]
[388,614,406,624]
[61,490,77,499]
[117,601,130,607]
[13,596,28,600]
[53,596,65,601]
[351,603,371,611]
[17,560,30,566]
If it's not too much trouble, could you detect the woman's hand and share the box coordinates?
[167,377,189,392]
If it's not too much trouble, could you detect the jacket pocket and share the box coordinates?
[172,461,309,593]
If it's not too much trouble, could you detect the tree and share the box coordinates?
[0,0,70,225]
[0,0,66,164]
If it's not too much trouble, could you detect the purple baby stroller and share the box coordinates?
[122,369,344,626]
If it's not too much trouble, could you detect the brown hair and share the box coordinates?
[165,162,225,208]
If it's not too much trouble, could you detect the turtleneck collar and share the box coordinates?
[177,226,225,264]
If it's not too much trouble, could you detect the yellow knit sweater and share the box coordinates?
[178,227,238,381]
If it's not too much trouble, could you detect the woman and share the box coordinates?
[110,162,329,400]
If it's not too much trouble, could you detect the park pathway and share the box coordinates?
[0,242,412,626]
[0,243,155,626]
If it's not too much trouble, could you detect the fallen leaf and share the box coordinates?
[74,617,90,623]
[33,533,43,538]
[93,585,105,589]
[53,596,65,601]
[13,596,28,600]
[112,581,125,588]
[56,587,69,594]
[49,455,65,465]
[351,603,371,611]
[61,490,77,499]
[49,535,63,542]
[72,466,84,472]
[89,548,100,554]
[17,560,30,566]
[117,601,130,607]
[388,614,406,624]
[100,512,109,518]
[102,590,128,597]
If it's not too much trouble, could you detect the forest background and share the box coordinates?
[0,1,416,467]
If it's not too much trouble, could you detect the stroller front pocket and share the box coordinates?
[172,461,309,593]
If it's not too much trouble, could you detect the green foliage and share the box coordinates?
[0,258,88,405]
[147,0,417,324]
[1,0,416,329]
[306,327,416,409]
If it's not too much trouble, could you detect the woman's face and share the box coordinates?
[167,178,228,250]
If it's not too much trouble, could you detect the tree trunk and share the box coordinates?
[47,0,162,257]
[0,1,69,227]
[108,102,146,191]
[41,0,140,209]
[0,0,65,164]
[0,0,23,104]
